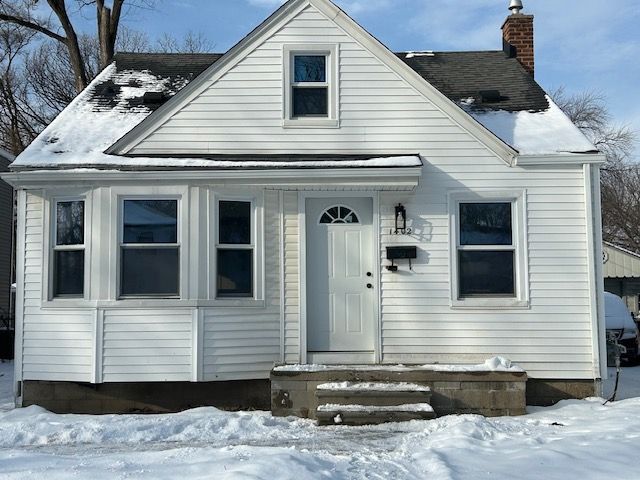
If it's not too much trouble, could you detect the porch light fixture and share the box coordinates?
[393,204,412,235]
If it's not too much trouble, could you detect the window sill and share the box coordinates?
[41,298,94,310]
[283,118,339,129]
[450,298,530,310]
[39,298,267,310]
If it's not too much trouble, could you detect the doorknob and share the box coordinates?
[366,272,372,277]
[367,283,373,289]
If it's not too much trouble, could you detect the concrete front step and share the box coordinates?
[316,381,432,407]
[316,402,436,426]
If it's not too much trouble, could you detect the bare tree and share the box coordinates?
[0,23,42,153]
[0,0,152,92]
[553,88,639,250]
[553,87,636,164]
[155,30,214,54]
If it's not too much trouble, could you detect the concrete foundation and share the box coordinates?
[526,379,600,406]
[22,380,271,414]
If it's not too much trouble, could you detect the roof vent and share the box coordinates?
[509,0,523,14]
[142,91,167,105]
[478,90,502,103]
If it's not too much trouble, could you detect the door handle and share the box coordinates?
[366,272,372,277]
[367,283,373,289]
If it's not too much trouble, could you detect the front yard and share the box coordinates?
[1,360,639,479]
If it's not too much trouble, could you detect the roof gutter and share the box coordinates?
[515,153,606,166]
[0,166,422,190]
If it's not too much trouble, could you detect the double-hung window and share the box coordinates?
[457,202,515,297]
[216,200,253,298]
[52,200,85,298]
[120,199,180,297]
[283,45,338,126]
[451,193,528,308]
[292,54,329,118]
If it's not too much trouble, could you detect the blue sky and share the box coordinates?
[111,0,639,158]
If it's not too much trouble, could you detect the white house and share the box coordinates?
[3,0,606,413]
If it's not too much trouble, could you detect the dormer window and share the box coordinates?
[283,44,339,127]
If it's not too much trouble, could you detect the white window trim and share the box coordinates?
[107,186,189,302]
[282,44,339,128]
[448,190,530,309]
[210,191,264,305]
[42,193,91,304]
[118,195,182,299]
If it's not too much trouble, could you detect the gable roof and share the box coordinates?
[10,0,598,171]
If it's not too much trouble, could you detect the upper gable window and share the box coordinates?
[292,55,328,117]
[283,45,338,128]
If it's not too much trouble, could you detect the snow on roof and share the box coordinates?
[467,95,597,155]
[12,64,180,170]
[10,62,420,170]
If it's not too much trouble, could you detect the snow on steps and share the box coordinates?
[315,381,435,425]
[316,381,432,408]
[316,402,436,426]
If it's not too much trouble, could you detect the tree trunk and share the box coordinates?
[97,0,124,69]
[46,0,88,92]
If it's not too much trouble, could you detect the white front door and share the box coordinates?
[306,197,375,353]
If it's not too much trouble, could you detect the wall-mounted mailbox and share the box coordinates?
[386,246,417,260]
[386,246,417,272]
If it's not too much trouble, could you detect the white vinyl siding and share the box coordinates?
[283,191,300,363]
[203,190,281,380]
[101,309,192,382]
[380,165,592,379]
[21,192,93,382]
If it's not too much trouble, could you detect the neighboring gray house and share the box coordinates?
[3,0,606,414]
[0,148,14,323]
[603,242,640,319]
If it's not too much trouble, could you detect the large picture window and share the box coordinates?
[120,199,179,297]
[217,200,253,298]
[52,200,85,297]
[457,202,515,298]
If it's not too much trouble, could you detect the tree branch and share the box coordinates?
[0,13,66,43]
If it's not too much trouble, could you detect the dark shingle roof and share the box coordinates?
[113,52,223,79]
[398,51,549,112]
[96,50,548,114]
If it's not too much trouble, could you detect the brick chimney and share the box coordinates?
[502,1,534,76]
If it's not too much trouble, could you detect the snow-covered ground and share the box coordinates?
[1,361,640,479]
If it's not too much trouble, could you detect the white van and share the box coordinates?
[605,292,640,361]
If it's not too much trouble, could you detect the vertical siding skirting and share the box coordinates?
[584,164,603,381]
[93,308,104,383]
[14,189,26,404]
[192,308,204,382]
[298,191,307,364]
[373,192,382,364]
[279,190,286,363]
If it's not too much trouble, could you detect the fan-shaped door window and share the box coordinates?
[319,205,360,224]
